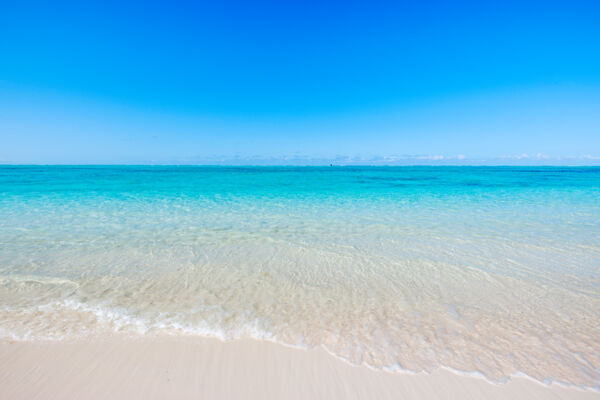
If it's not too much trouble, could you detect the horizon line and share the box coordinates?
[2,163,599,168]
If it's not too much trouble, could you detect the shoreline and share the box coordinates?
[1,337,598,399]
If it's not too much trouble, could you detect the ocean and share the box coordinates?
[0,166,598,387]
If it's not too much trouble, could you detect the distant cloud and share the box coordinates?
[416,155,444,160]
[12,153,596,166]
[162,153,600,166]
[502,153,530,160]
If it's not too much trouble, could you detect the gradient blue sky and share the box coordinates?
[1,0,599,164]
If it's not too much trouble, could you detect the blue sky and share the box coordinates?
[1,0,599,164]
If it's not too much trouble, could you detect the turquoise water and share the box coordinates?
[1,166,599,387]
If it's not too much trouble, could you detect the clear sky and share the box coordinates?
[1,0,599,164]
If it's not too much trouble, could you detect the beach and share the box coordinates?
[1,337,598,399]
[3,0,600,396]
[1,166,599,396]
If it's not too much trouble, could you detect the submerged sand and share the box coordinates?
[1,337,597,400]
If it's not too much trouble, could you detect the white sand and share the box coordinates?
[0,337,597,399]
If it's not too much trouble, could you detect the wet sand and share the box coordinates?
[1,337,597,399]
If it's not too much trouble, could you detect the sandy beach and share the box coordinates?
[3,0,600,395]
[1,337,597,400]
[2,168,599,397]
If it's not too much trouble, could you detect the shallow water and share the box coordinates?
[1,166,599,387]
